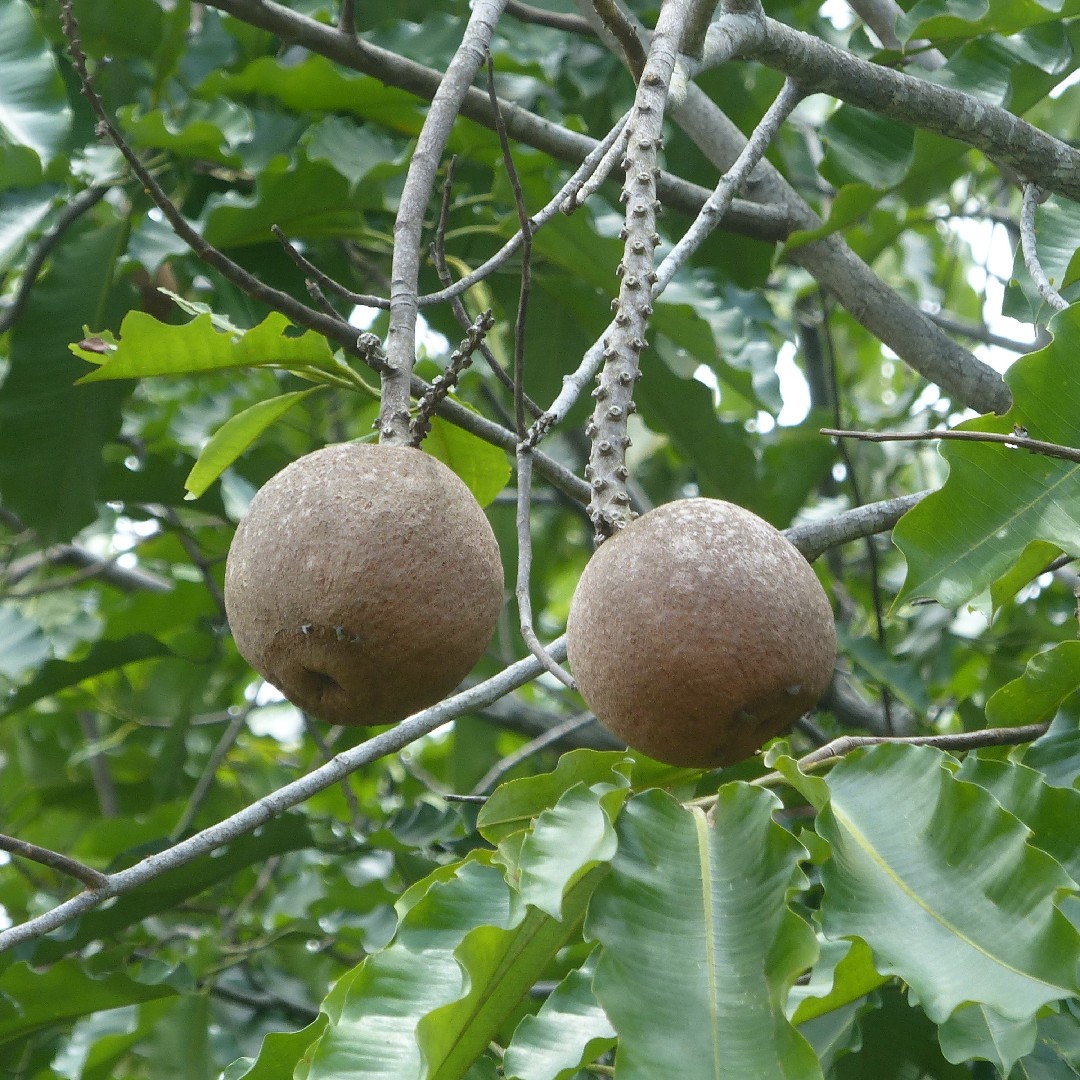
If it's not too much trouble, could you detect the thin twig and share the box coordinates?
[338,0,356,36]
[753,722,1051,787]
[409,310,497,445]
[506,0,596,35]
[590,0,648,78]
[272,224,387,310]
[302,715,366,833]
[0,183,111,335]
[428,161,543,418]
[822,427,1080,465]
[171,708,251,842]
[0,834,108,892]
[77,712,119,818]
[515,449,578,689]
[1020,182,1069,314]
[471,711,595,794]
[541,72,800,463]
[419,112,632,308]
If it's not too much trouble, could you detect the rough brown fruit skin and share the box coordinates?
[224,443,503,726]
[566,498,836,767]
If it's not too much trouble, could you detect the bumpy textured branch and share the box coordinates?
[378,0,508,444]
[584,0,694,540]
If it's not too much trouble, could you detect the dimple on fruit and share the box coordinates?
[566,498,836,767]
[224,442,504,727]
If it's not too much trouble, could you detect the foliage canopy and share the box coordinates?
[3,0,1080,1076]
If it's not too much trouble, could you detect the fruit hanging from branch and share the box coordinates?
[224,443,504,726]
[567,498,836,768]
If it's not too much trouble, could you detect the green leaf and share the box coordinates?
[184,388,322,498]
[73,310,344,383]
[956,756,1080,883]
[985,642,1080,727]
[0,0,72,166]
[810,744,1080,1023]
[477,751,635,845]
[1010,1006,1080,1079]
[782,184,884,253]
[0,219,130,540]
[512,784,618,919]
[501,956,616,1080]
[1,634,172,717]
[894,312,1080,607]
[821,107,914,190]
[422,416,510,508]
[789,937,887,1024]
[938,1002,1037,1072]
[0,958,176,1046]
[585,786,821,1080]
[900,0,1080,45]
[221,1017,329,1080]
[308,853,602,1080]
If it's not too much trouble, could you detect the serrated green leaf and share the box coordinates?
[985,642,1080,728]
[815,744,1080,1023]
[585,786,821,1080]
[502,956,616,1080]
[422,416,510,508]
[73,310,343,383]
[894,313,1080,607]
[185,389,322,498]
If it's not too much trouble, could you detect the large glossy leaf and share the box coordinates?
[0,0,72,166]
[501,956,616,1080]
[584,786,821,1080]
[0,219,130,540]
[956,756,1080,883]
[984,642,1080,728]
[938,1002,1037,1073]
[222,1017,329,1080]
[307,851,606,1080]
[893,309,1080,607]
[0,958,176,1046]
[422,416,511,508]
[900,0,1080,45]
[800,744,1080,1023]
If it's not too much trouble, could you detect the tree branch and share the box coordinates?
[0,834,108,891]
[0,641,567,952]
[379,0,507,443]
[725,15,1080,203]
[754,722,1051,787]
[823,427,1080,465]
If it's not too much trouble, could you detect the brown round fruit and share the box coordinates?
[224,443,503,726]
[566,498,836,768]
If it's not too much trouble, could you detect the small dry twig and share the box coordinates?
[822,426,1080,465]
[0,833,108,892]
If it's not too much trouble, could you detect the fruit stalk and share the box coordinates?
[583,0,694,540]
